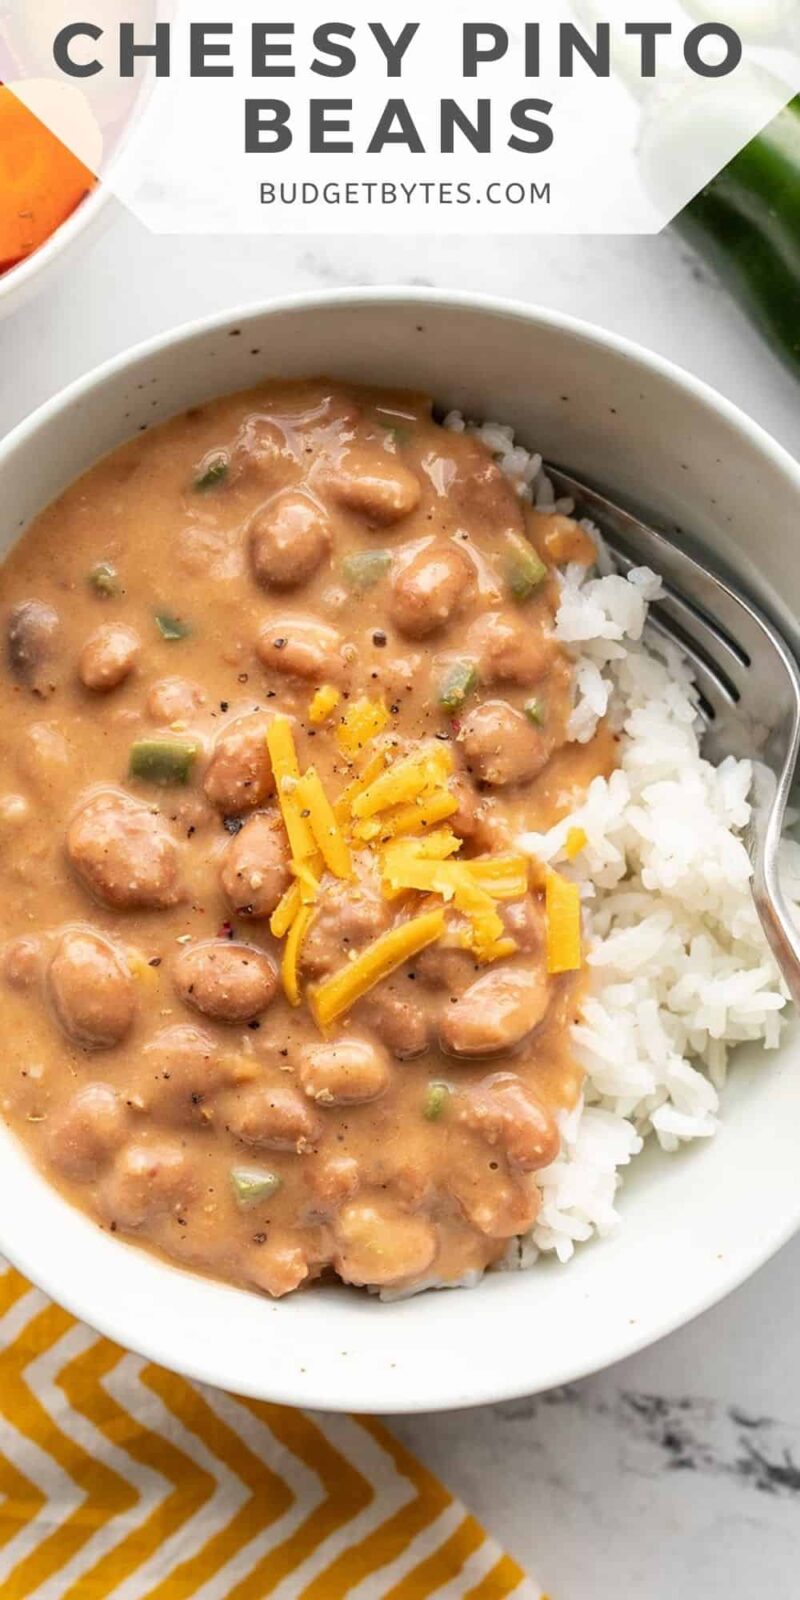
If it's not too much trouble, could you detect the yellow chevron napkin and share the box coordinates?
[0,1264,542,1599]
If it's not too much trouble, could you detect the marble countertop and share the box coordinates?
[2,209,799,1600]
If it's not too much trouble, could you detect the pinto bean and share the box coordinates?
[79,624,140,692]
[447,774,505,852]
[2,935,42,990]
[169,792,215,834]
[502,894,547,955]
[0,792,29,832]
[203,711,275,813]
[67,792,183,910]
[414,944,477,995]
[447,1161,541,1239]
[457,1074,560,1171]
[333,1198,437,1287]
[45,1083,127,1181]
[312,1153,361,1209]
[244,1242,310,1298]
[18,722,70,793]
[48,928,136,1048]
[225,1083,320,1151]
[7,600,61,695]
[359,987,430,1059]
[446,442,526,540]
[324,447,421,526]
[458,700,549,786]
[249,492,331,589]
[300,878,390,978]
[219,812,290,918]
[466,611,555,686]
[299,391,361,433]
[531,510,597,566]
[389,541,474,639]
[99,1140,196,1229]
[141,1023,229,1127]
[231,414,297,487]
[255,616,345,683]
[297,1037,390,1105]
[439,964,551,1057]
[147,676,206,724]
[173,940,278,1024]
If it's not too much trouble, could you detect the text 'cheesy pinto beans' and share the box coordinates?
[0,378,608,1300]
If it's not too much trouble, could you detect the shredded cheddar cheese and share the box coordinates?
[466,854,530,899]
[352,746,454,820]
[336,696,390,759]
[270,880,302,940]
[565,826,588,861]
[308,684,341,726]
[468,922,517,964]
[295,767,352,879]
[281,903,316,1006]
[367,788,459,841]
[291,857,322,906]
[264,714,551,1022]
[333,748,387,825]
[382,829,461,869]
[545,869,582,974]
[310,908,445,1029]
[266,717,316,863]
[127,950,158,986]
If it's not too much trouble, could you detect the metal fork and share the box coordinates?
[547,466,800,1006]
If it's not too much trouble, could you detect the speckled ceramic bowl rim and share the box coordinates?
[0,287,798,1414]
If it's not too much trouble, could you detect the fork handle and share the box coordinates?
[751,873,800,1010]
[749,768,800,1008]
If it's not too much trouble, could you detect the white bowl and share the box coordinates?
[0,183,110,323]
[1,290,799,1413]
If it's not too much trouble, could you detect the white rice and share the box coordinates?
[446,411,800,1270]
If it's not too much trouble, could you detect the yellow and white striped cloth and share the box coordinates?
[0,1262,542,1599]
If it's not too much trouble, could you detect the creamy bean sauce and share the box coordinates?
[0,381,617,1298]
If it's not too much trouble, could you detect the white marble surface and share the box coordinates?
[2,207,799,1600]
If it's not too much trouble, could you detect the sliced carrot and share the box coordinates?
[0,87,97,268]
